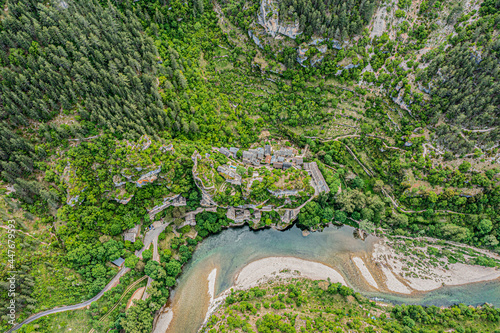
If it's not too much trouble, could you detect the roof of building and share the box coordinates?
[273,162,283,169]
[293,157,304,164]
[276,148,294,156]
[242,151,255,159]
[111,257,125,267]
[123,233,136,242]
[219,147,230,156]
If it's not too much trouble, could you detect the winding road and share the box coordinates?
[6,266,130,333]
[8,222,168,332]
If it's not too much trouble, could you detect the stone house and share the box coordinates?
[123,225,140,243]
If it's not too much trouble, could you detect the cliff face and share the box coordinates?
[257,0,301,39]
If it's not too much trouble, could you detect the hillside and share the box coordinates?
[0,0,499,331]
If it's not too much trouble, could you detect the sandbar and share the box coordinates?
[234,256,346,289]
[352,257,379,289]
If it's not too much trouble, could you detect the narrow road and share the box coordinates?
[305,133,387,143]
[9,221,169,332]
[142,227,163,301]
[381,188,469,215]
[7,266,130,333]
[382,142,404,152]
[343,143,374,177]
[5,197,171,333]
[339,145,469,217]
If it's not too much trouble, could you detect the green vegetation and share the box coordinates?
[0,194,87,328]
[0,0,499,331]
[203,279,500,332]
[278,0,377,38]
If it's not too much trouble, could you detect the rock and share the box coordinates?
[330,39,342,50]
[297,45,308,66]
[343,64,359,70]
[310,55,324,67]
[257,0,301,39]
[248,30,264,49]
[370,6,387,38]
[317,44,327,53]
[302,230,310,237]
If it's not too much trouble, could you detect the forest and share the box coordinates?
[278,0,378,38]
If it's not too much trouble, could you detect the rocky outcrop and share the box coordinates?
[226,206,261,225]
[147,194,186,219]
[248,30,264,49]
[317,44,327,53]
[257,0,301,39]
[67,195,81,207]
[310,55,324,67]
[114,196,133,205]
[297,46,308,66]
[191,151,217,207]
[135,166,161,187]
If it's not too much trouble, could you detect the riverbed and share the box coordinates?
[155,225,500,333]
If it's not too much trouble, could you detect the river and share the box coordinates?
[157,225,500,333]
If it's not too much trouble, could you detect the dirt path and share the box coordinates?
[461,127,497,133]
[422,143,444,158]
[423,143,428,158]
[343,143,374,177]
[126,287,146,310]
[88,276,148,333]
[383,142,404,152]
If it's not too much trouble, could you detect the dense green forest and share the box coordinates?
[0,0,166,204]
[279,0,378,38]
[0,0,165,136]
[413,0,500,151]
[0,0,499,331]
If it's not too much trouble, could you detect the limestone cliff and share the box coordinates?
[257,0,301,39]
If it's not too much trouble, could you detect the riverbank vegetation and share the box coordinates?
[203,278,500,333]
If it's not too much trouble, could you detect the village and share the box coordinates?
[214,143,330,196]
[171,142,329,229]
[117,139,332,253]
[61,135,332,252]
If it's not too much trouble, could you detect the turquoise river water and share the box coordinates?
[161,225,500,333]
